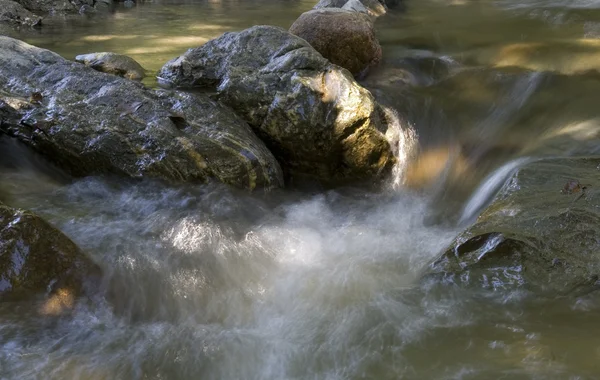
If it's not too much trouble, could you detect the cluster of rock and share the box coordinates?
[0,0,408,307]
[0,0,115,26]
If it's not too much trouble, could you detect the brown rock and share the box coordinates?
[289,8,382,77]
[0,202,101,302]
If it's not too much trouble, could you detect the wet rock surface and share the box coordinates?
[0,0,42,26]
[158,26,394,184]
[424,157,600,296]
[75,52,146,80]
[0,201,101,302]
[0,36,283,190]
[290,8,382,77]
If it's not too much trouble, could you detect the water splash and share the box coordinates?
[381,105,419,189]
[459,157,532,224]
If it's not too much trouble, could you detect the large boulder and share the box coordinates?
[0,202,101,305]
[424,157,600,297]
[0,36,283,190]
[158,26,395,184]
[0,0,41,26]
[289,9,382,77]
[75,52,146,81]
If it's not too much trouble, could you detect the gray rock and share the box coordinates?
[78,4,96,14]
[424,157,600,297]
[0,0,42,26]
[15,0,93,14]
[0,100,20,132]
[75,52,146,81]
[158,26,395,184]
[290,8,382,77]
[0,36,283,190]
[0,201,101,303]
[314,0,387,16]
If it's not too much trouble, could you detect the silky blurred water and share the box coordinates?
[3,0,600,378]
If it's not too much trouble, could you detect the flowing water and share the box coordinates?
[3,0,600,378]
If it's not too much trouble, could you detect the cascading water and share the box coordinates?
[4,0,600,378]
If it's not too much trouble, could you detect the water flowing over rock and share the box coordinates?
[75,52,146,81]
[0,36,283,190]
[0,0,41,26]
[290,8,382,77]
[424,157,600,297]
[158,26,395,184]
[0,202,101,305]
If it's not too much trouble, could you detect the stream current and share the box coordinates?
[3,0,600,378]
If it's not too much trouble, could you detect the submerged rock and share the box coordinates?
[158,26,394,184]
[75,52,146,81]
[290,9,382,77]
[424,158,600,296]
[0,0,41,26]
[0,36,283,190]
[0,202,101,303]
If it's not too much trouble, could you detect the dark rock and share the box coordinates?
[15,0,93,15]
[75,52,146,80]
[424,158,600,297]
[0,0,42,26]
[0,36,283,190]
[290,9,382,77]
[158,26,395,184]
[0,202,101,303]
[78,4,96,15]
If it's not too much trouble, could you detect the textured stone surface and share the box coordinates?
[158,26,395,184]
[290,9,382,77]
[0,0,41,26]
[314,0,387,16]
[75,52,146,80]
[423,158,600,297]
[0,36,283,190]
[0,202,101,301]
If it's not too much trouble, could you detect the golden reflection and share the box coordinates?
[403,146,469,189]
[124,46,179,55]
[472,40,600,74]
[40,288,75,316]
[80,35,149,42]
[153,36,210,46]
[187,24,229,32]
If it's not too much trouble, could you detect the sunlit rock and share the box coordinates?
[158,26,394,184]
[290,9,381,77]
[0,202,101,304]
[424,157,600,296]
[75,52,146,81]
[0,36,283,190]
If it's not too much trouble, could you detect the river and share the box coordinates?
[2,0,600,378]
